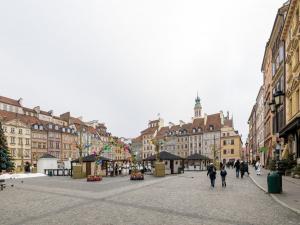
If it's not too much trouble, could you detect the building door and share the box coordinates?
[170,160,174,174]
[86,162,92,176]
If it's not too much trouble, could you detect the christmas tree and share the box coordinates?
[0,122,14,172]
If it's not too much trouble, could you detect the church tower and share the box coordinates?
[194,93,202,118]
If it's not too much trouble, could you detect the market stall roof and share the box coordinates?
[39,153,57,159]
[144,151,183,161]
[186,153,211,161]
[72,155,110,163]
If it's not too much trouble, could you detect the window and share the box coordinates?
[39,126,43,131]
[11,128,15,133]
[3,126,7,133]
[296,90,299,112]
[289,98,293,118]
[209,125,214,131]
[50,141,54,148]
[223,140,226,145]
[18,129,22,134]
[18,138,23,145]
[223,150,226,155]
[10,137,15,144]
[231,140,234,145]
[38,142,42,149]
[231,149,234,154]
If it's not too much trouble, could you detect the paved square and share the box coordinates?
[1,170,300,225]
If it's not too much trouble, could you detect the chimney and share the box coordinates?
[18,98,23,106]
[204,114,207,125]
[179,120,185,127]
[220,111,224,125]
[227,111,230,119]
[169,122,174,129]
[33,106,40,114]
[48,110,53,116]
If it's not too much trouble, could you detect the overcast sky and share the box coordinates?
[0,0,285,142]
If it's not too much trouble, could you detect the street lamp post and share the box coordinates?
[269,90,285,168]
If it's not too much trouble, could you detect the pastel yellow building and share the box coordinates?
[280,0,300,163]
[221,127,242,164]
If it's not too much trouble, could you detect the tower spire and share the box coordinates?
[194,92,202,118]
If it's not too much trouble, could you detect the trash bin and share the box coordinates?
[267,171,282,193]
[48,170,53,177]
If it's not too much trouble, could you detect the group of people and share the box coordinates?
[233,160,250,179]
[207,159,253,188]
[207,163,227,188]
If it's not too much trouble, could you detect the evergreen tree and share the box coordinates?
[0,121,14,172]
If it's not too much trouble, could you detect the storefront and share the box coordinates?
[280,117,300,164]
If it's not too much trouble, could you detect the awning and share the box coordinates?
[144,151,183,161]
[279,117,300,138]
[72,155,110,163]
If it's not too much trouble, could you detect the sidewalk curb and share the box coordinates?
[249,174,300,215]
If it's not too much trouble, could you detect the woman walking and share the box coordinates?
[255,160,261,175]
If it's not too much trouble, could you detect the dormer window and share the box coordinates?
[62,128,65,132]
[193,128,196,133]
[209,125,214,131]
[39,125,43,131]
[198,128,201,132]
[34,125,38,129]
[67,128,70,133]
[55,125,58,130]
[49,124,53,129]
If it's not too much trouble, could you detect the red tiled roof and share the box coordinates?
[0,110,40,126]
[132,135,143,143]
[70,117,84,125]
[0,96,21,107]
[141,126,157,135]
[223,119,233,128]
[205,113,222,132]
[156,127,170,139]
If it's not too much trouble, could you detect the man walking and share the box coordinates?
[207,163,217,188]
[234,159,241,178]
[220,166,227,187]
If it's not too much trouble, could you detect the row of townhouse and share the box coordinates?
[0,96,119,171]
[133,95,242,164]
[247,0,300,166]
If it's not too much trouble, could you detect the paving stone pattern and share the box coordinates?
[1,169,300,225]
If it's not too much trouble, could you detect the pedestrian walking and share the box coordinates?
[244,161,250,176]
[207,163,217,188]
[240,161,245,179]
[220,166,227,187]
[234,159,241,178]
[255,160,261,176]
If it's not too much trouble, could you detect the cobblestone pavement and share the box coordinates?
[1,169,300,225]
[249,166,300,213]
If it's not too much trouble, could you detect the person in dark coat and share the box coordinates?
[207,163,217,188]
[240,161,245,179]
[220,166,227,187]
[234,160,240,178]
[244,161,250,176]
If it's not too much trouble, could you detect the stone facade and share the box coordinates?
[280,0,300,164]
